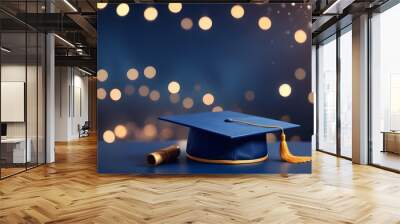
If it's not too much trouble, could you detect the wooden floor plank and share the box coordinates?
[1,135,400,223]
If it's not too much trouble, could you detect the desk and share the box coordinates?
[382,131,400,154]
[1,138,31,163]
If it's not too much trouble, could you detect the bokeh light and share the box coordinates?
[258,17,272,30]
[281,115,291,122]
[168,3,182,13]
[244,90,255,101]
[182,97,194,109]
[308,92,314,104]
[143,124,157,138]
[290,135,302,141]
[294,68,306,80]
[97,88,107,100]
[103,130,115,143]
[202,93,215,106]
[212,106,223,112]
[114,125,128,139]
[169,94,180,104]
[144,66,157,79]
[198,16,212,31]
[181,18,193,30]
[124,85,135,96]
[149,90,161,101]
[127,68,139,81]
[144,7,158,21]
[97,3,107,10]
[279,84,292,97]
[231,5,245,19]
[97,69,108,82]
[168,81,181,94]
[160,128,174,140]
[110,88,122,101]
[139,85,150,97]
[294,29,307,44]
[116,3,130,17]
[266,133,277,143]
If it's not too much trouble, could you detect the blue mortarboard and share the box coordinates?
[159,111,302,164]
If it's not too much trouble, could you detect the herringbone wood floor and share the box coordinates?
[1,136,400,224]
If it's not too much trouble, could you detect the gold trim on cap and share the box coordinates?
[149,152,163,165]
[186,153,268,165]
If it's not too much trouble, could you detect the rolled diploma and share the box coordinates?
[147,144,181,165]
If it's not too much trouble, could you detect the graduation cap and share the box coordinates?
[159,111,311,164]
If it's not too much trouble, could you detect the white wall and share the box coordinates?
[55,67,89,141]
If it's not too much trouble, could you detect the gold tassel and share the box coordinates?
[224,118,312,164]
[279,132,311,163]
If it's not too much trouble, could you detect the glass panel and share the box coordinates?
[38,32,45,165]
[318,37,337,154]
[1,30,27,177]
[339,29,352,158]
[27,30,38,169]
[371,4,400,171]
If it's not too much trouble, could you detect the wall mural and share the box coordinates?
[97,3,312,174]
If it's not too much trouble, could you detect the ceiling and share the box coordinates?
[0,0,393,71]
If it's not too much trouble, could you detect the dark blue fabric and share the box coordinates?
[97,141,311,174]
[159,111,299,138]
[186,128,268,160]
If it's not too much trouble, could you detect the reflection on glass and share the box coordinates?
[1,32,27,177]
[340,29,352,158]
[318,37,337,154]
[371,4,400,171]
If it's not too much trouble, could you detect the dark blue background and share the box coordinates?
[97,3,312,174]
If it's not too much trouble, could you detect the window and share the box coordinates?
[339,29,352,158]
[370,3,400,171]
[317,36,337,154]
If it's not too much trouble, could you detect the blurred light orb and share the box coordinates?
[279,84,292,97]
[149,90,161,101]
[266,133,277,143]
[97,69,108,82]
[294,29,307,44]
[138,85,150,97]
[181,18,193,30]
[290,135,302,142]
[231,5,245,19]
[182,97,194,109]
[103,130,115,143]
[110,88,122,101]
[212,106,223,112]
[143,124,157,138]
[308,92,314,104]
[144,66,157,79]
[160,128,174,139]
[294,68,306,80]
[124,85,135,96]
[127,68,139,81]
[244,90,255,101]
[168,3,182,13]
[169,94,180,104]
[116,3,130,17]
[198,16,212,31]
[97,88,107,100]
[144,7,158,21]
[281,115,291,122]
[202,93,215,106]
[97,3,107,10]
[168,81,181,94]
[114,125,128,139]
[258,17,272,30]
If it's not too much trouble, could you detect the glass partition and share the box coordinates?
[0,1,46,179]
[339,28,352,158]
[317,36,337,154]
[370,3,400,171]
